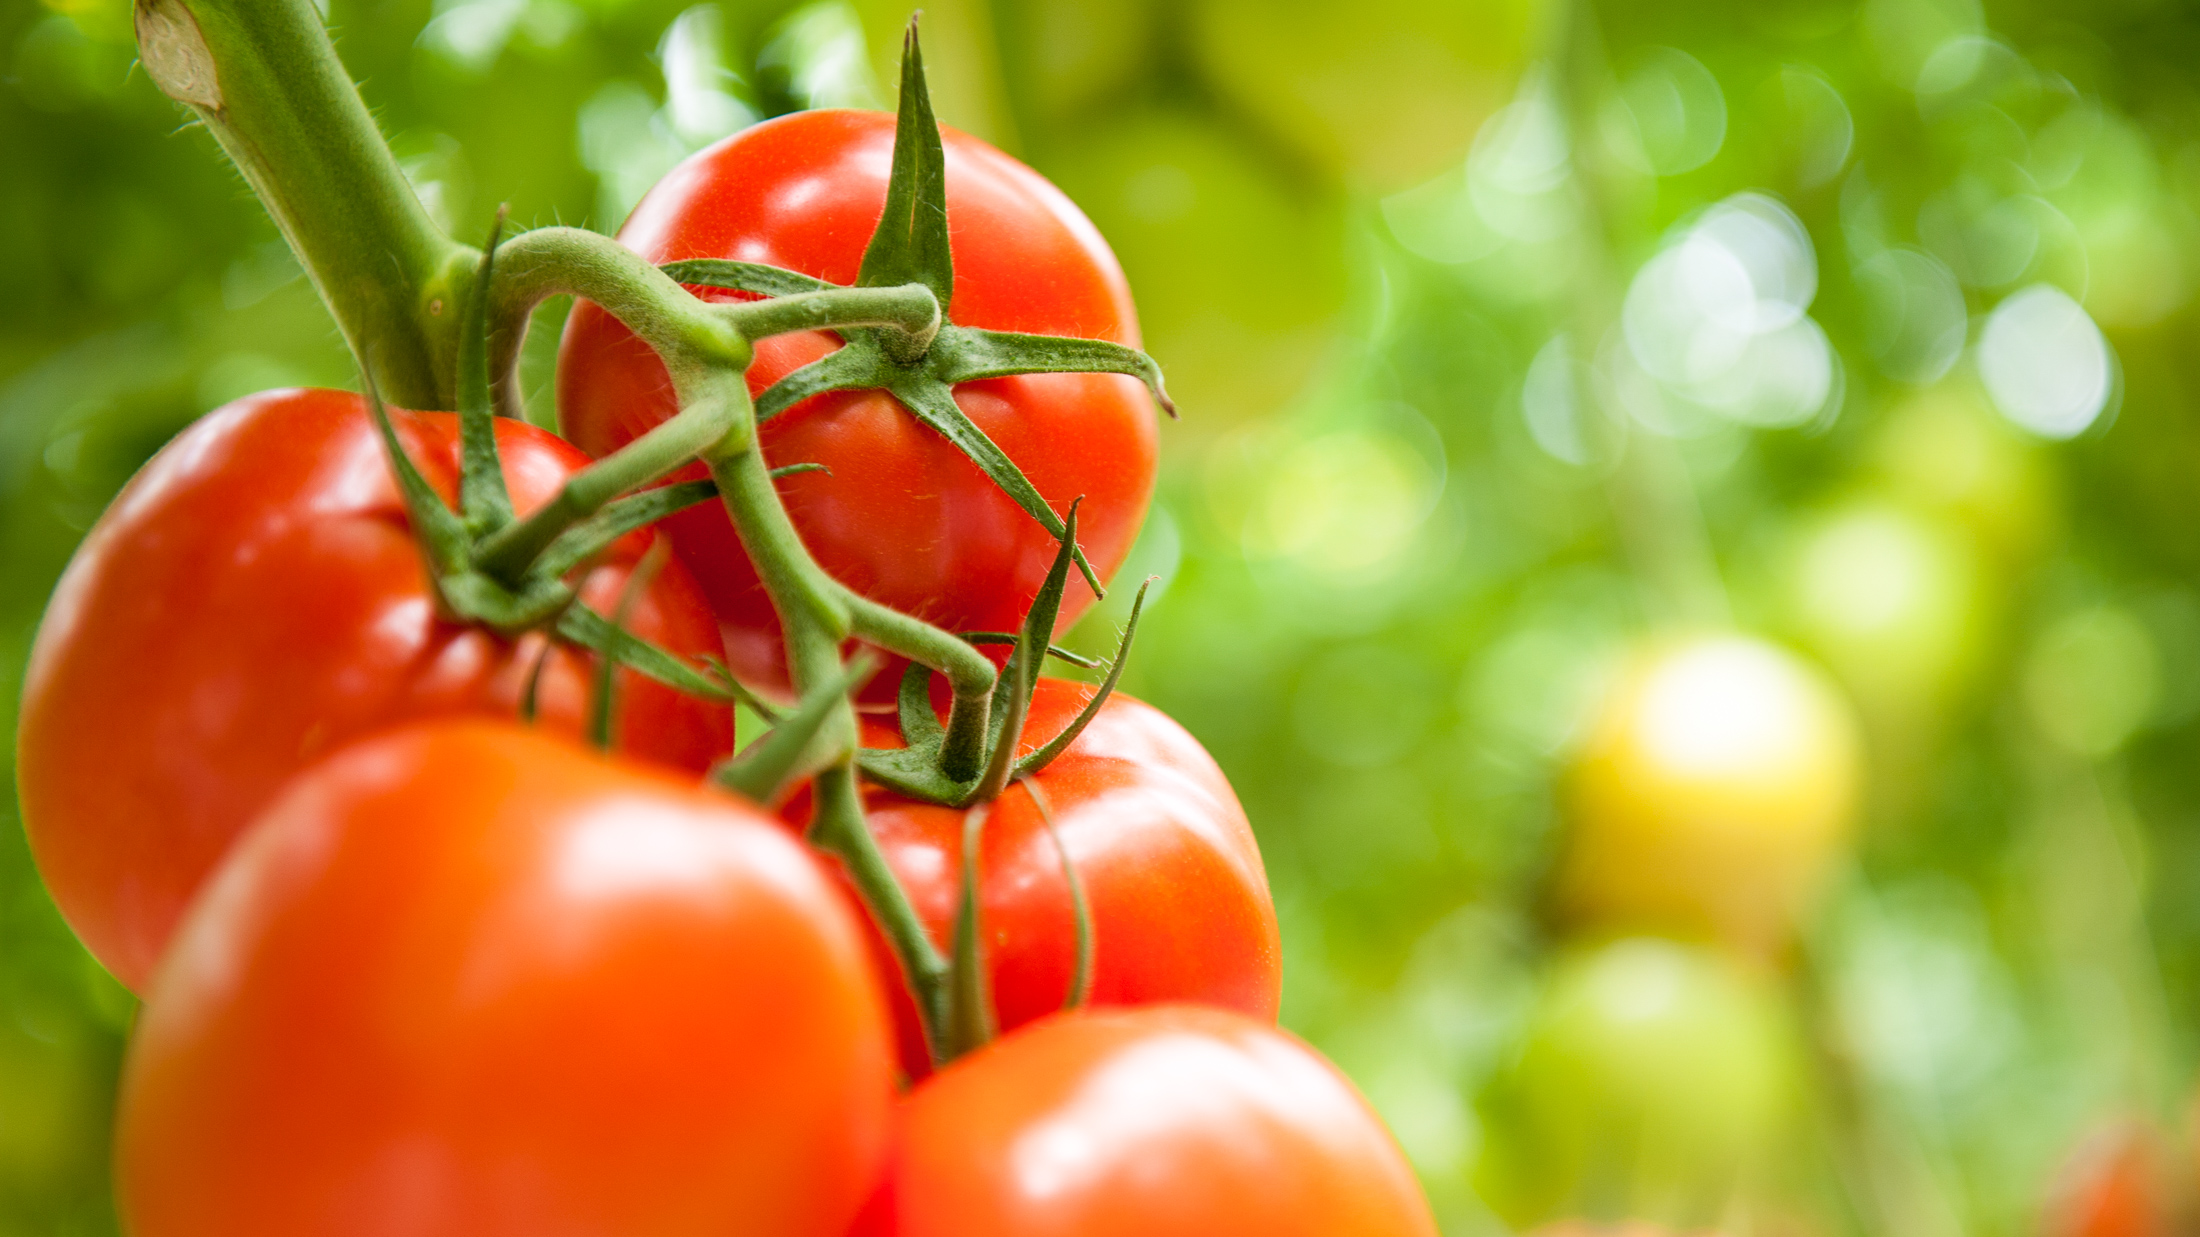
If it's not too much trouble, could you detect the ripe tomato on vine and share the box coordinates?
[118,721,893,1237]
[18,387,732,990]
[558,108,1159,701]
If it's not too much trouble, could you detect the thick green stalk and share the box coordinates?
[704,404,960,1059]
[717,283,942,352]
[134,0,474,408]
[488,226,750,410]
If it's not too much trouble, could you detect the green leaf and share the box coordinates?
[660,258,835,298]
[934,325,1178,418]
[533,480,719,579]
[855,18,953,311]
[888,377,1103,596]
[458,211,515,534]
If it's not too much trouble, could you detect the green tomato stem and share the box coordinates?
[716,283,942,353]
[134,0,475,409]
[702,391,968,1058]
[475,394,739,582]
[842,594,996,783]
[489,227,750,408]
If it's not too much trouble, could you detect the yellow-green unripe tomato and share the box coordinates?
[1554,635,1862,954]
[1781,498,1986,720]
[1475,939,1800,1230]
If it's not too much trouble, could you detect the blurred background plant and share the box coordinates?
[6,0,2200,1232]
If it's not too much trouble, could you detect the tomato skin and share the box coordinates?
[557,109,1157,701]
[117,720,892,1237]
[855,1004,1438,1237]
[17,388,732,991]
[788,678,1280,1077]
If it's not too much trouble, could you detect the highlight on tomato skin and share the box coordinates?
[852,1004,1439,1237]
[557,109,1158,703]
[116,720,893,1237]
[15,387,732,994]
[787,677,1283,1078]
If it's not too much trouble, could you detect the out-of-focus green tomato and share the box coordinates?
[0,1010,112,1200]
[1475,938,1799,1230]
[1187,0,1541,191]
[1555,635,1862,954]
[1869,384,2054,565]
[1041,108,1347,428]
[1780,497,1986,720]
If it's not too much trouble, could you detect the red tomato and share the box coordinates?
[2047,1123,2164,1237]
[557,110,1158,701]
[117,720,892,1237]
[17,388,732,991]
[855,1004,1438,1237]
[788,678,1280,1077]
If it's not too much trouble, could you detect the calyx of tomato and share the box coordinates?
[364,216,759,723]
[662,20,1177,596]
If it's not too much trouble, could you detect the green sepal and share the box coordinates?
[714,654,875,803]
[755,341,884,422]
[533,480,719,579]
[946,802,996,1058]
[517,632,559,725]
[1018,781,1092,1011]
[660,259,834,298]
[457,212,515,534]
[770,462,830,480]
[935,326,1177,418]
[361,372,470,579]
[700,655,783,721]
[857,18,953,315]
[969,502,1079,803]
[554,602,740,705]
[856,743,968,802]
[959,633,1104,670]
[1013,577,1149,779]
[585,539,671,750]
[439,569,576,634]
[897,659,945,752]
[891,378,1103,597]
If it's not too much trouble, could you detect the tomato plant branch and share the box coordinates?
[489,226,749,411]
[134,0,475,409]
[715,284,942,353]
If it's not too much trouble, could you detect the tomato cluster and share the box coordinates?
[19,20,1437,1235]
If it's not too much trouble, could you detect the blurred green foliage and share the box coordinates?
[11,0,2200,1233]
